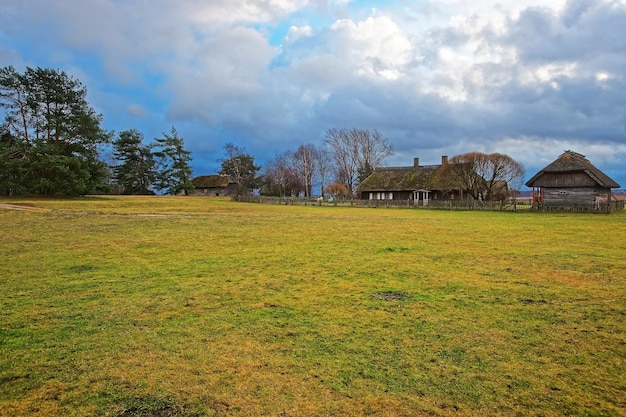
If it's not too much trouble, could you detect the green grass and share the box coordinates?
[1,196,625,416]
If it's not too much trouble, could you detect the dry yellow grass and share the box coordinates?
[0,196,624,416]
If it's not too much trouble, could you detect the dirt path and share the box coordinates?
[0,203,197,218]
[0,203,47,211]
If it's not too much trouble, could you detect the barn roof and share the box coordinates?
[358,165,442,192]
[525,151,620,188]
[191,175,233,188]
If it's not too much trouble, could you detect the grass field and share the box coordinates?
[1,196,624,416]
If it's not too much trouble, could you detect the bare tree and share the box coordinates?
[261,151,301,197]
[353,128,392,183]
[315,144,333,197]
[324,128,393,196]
[481,153,525,200]
[293,144,318,198]
[219,142,260,197]
[324,128,354,194]
[444,152,525,201]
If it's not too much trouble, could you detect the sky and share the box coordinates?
[1,0,625,189]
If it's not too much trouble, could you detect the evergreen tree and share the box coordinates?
[112,129,156,195]
[0,66,110,195]
[153,126,194,195]
[0,128,27,195]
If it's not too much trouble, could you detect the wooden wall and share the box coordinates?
[543,186,611,206]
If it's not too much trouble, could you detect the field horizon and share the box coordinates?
[1,196,624,416]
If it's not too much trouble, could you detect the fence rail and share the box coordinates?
[236,196,528,211]
[536,200,625,214]
[236,195,624,213]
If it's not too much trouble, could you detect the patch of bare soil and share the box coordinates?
[118,405,176,417]
[370,291,409,301]
[117,402,194,417]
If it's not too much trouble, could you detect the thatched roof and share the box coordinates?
[525,151,620,188]
[191,175,232,188]
[358,165,443,192]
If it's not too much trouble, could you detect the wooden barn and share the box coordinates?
[525,151,621,212]
[191,175,238,197]
[357,156,467,206]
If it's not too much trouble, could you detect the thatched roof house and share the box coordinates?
[525,151,621,211]
[191,175,237,197]
[358,156,467,205]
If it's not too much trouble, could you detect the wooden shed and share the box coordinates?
[525,151,621,212]
[191,175,237,197]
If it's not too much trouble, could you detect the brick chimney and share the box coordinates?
[441,155,448,165]
[414,157,420,168]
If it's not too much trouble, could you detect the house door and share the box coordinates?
[414,190,430,206]
[531,187,543,207]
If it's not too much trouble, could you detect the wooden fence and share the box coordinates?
[235,196,530,211]
[535,200,624,214]
[236,195,624,213]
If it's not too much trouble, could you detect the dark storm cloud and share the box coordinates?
[0,0,624,184]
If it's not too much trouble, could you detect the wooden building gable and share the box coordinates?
[526,150,619,189]
[525,151,620,209]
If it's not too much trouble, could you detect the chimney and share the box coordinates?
[413,157,420,168]
[442,155,448,165]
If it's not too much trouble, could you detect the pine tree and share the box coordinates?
[153,126,194,195]
[0,66,110,195]
[112,129,156,195]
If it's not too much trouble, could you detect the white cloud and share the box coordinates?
[1,0,624,184]
[180,0,311,26]
[330,16,414,80]
[286,25,314,41]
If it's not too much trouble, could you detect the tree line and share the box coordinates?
[0,66,397,198]
[0,66,525,199]
[260,128,394,198]
[0,66,194,196]
[258,130,525,201]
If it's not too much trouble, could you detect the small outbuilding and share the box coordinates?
[525,151,621,212]
[191,175,237,197]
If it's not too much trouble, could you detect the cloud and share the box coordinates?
[126,104,148,118]
[165,26,276,123]
[0,0,624,185]
[329,16,414,80]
